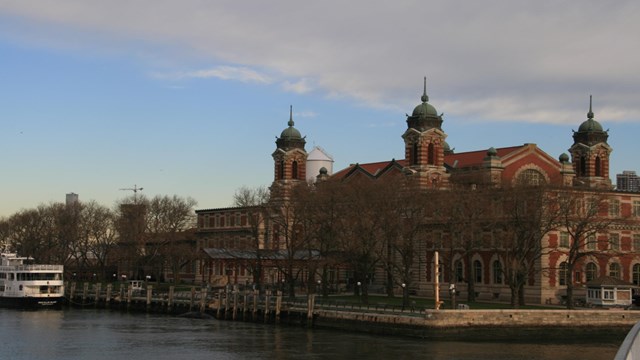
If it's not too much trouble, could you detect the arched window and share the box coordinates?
[595,156,602,177]
[411,143,419,165]
[633,264,640,286]
[292,161,298,179]
[473,260,483,284]
[427,143,435,165]
[492,260,503,284]
[516,169,546,186]
[454,260,464,282]
[559,262,568,286]
[609,263,621,279]
[586,262,597,282]
[580,156,587,176]
[278,160,285,180]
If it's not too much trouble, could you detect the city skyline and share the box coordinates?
[1,1,639,217]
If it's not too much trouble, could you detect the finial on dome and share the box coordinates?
[587,95,594,120]
[288,105,294,127]
[421,76,429,103]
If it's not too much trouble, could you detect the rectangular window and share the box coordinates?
[609,199,620,217]
[634,234,640,251]
[559,232,570,248]
[586,234,597,250]
[603,290,614,300]
[610,233,620,251]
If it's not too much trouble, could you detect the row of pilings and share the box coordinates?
[64,282,316,325]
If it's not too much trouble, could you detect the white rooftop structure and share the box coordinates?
[306,146,334,183]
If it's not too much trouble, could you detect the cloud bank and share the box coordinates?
[1,0,639,123]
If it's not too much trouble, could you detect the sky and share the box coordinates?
[0,1,639,217]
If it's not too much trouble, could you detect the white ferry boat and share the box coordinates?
[0,253,65,308]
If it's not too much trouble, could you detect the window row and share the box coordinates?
[200,213,247,228]
[557,232,640,251]
[557,261,640,285]
[448,259,504,285]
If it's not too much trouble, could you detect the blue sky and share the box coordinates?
[1,1,639,217]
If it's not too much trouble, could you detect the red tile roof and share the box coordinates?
[332,146,526,178]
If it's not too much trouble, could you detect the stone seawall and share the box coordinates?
[311,309,640,340]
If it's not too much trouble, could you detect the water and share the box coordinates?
[1,308,622,360]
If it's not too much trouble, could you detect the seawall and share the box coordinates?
[309,309,640,341]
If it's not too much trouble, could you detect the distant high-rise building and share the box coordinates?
[617,170,640,192]
[66,192,79,205]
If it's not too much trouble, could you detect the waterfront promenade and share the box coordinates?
[65,281,640,341]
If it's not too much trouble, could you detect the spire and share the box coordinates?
[421,76,429,103]
[587,95,594,120]
[288,105,294,127]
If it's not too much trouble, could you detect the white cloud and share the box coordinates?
[282,78,314,94]
[152,66,272,84]
[1,0,639,124]
[294,110,318,118]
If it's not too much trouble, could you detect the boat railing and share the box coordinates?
[0,265,64,271]
[615,321,640,360]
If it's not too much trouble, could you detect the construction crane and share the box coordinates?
[119,184,144,203]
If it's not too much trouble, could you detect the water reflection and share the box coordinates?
[0,309,621,360]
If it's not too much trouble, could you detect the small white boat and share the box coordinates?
[0,253,65,308]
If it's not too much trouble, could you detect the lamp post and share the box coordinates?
[450,283,457,309]
[356,281,362,302]
[401,283,406,310]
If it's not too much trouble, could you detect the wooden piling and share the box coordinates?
[82,282,89,303]
[264,290,271,323]
[146,285,153,311]
[199,288,207,314]
[225,287,231,319]
[70,282,76,301]
[275,291,282,324]
[126,284,132,309]
[307,294,315,326]
[232,288,238,320]
[105,284,112,308]
[95,283,102,307]
[243,291,248,319]
[252,289,258,320]
[189,287,195,311]
[168,286,174,309]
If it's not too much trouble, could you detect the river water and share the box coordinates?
[1,308,622,360]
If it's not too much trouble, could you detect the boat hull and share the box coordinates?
[0,296,64,309]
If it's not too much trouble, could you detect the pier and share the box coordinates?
[65,282,640,341]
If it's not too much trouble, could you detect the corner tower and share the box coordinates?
[271,106,307,200]
[569,96,613,189]
[401,77,450,189]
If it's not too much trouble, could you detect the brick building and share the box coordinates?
[196,80,640,305]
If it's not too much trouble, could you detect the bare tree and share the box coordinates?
[81,201,118,279]
[497,186,560,308]
[337,179,384,304]
[556,189,617,309]
[144,195,198,281]
[233,185,270,291]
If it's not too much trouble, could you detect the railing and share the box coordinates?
[285,297,427,315]
[615,322,640,360]
[0,265,64,271]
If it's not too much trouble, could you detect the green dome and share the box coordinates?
[412,101,438,117]
[578,118,603,132]
[280,125,302,139]
[559,153,569,163]
[276,105,306,151]
[578,95,604,132]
